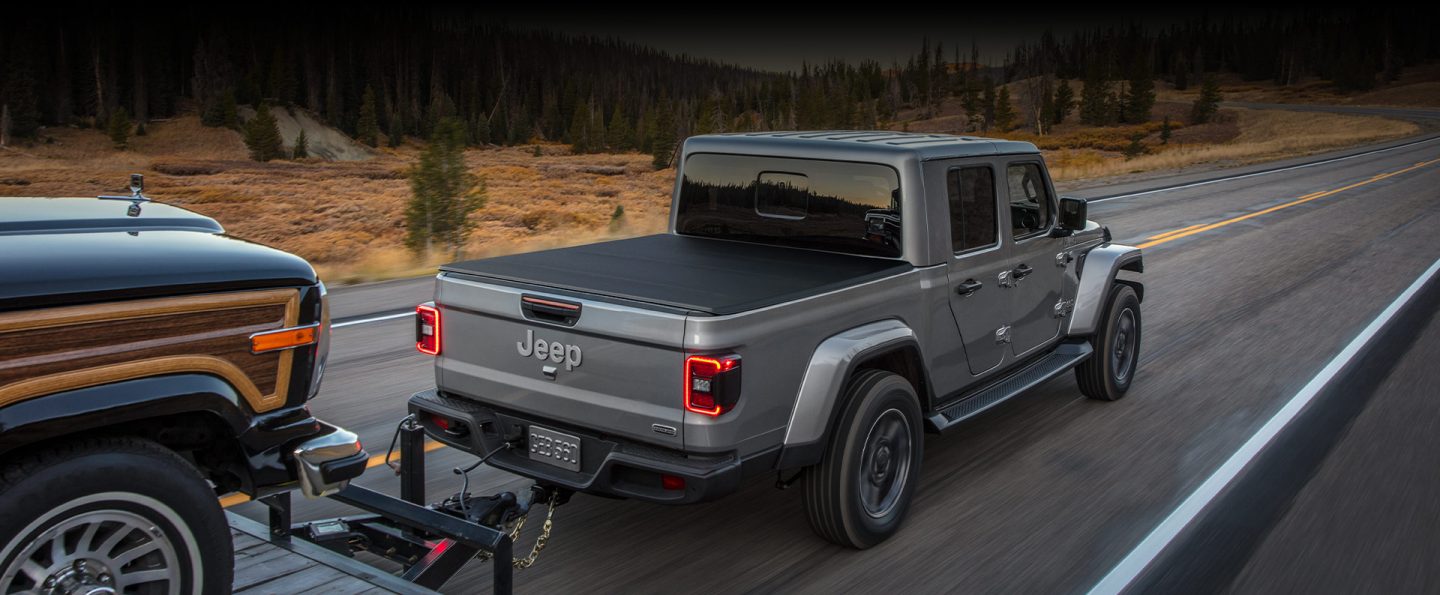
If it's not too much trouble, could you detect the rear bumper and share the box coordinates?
[291,422,367,498]
[409,389,772,504]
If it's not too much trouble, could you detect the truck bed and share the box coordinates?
[440,234,912,316]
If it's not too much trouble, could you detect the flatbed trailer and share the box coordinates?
[232,416,568,594]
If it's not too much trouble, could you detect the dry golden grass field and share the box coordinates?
[0,99,1420,283]
[0,119,673,283]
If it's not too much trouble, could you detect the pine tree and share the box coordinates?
[693,96,716,136]
[1121,59,1156,124]
[981,77,997,130]
[1079,64,1112,126]
[202,95,226,127]
[405,117,485,255]
[202,89,240,129]
[650,101,676,169]
[1,48,41,140]
[388,116,405,148]
[490,104,510,147]
[267,47,295,106]
[993,86,1016,132]
[135,122,147,136]
[293,129,309,159]
[1039,86,1056,132]
[634,110,651,153]
[472,116,490,146]
[1190,76,1222,124]
[426,93,458,139]
[1052,79,1075,125]
[606,104,631,152]
[221,91,239,129]
[243,103,284,162]
[1160,116,1172,144]
[588,103,606,150]
[107,107,131,149]
[960,79,979,119]
[508,111,529,145]
[568,104,589,153]
[1123,132,1145,160]
[357,86,380,147]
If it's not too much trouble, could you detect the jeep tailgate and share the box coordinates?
[434,273,687,449]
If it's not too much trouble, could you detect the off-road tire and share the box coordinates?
[1076,284,1141,401]
[0,437,232,594]
[802,370,923,549]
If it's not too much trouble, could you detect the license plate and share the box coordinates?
[528,425,581,472]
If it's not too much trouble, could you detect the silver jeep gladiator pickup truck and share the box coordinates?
[410,131,1143,548]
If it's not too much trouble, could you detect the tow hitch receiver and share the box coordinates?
[258,416,571,594]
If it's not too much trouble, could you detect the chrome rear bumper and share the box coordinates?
[293,426,367,498]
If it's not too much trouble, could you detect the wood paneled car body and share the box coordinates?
[0,179,365,593]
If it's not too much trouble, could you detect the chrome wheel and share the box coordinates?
[1112,308,1137,384]
[858,408,913,519]
[2,509,181,595]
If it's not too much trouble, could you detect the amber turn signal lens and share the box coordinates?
[251,325,319,354]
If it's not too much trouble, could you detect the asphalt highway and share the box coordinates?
[232,109,1440,593]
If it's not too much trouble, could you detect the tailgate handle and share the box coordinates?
[521,295,582,326]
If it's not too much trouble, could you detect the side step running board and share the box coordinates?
[926,341,1093,433]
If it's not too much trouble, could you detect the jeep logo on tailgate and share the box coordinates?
[517,329,583,370]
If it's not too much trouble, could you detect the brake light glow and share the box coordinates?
[684,354,741,416]
[416,303,441,356]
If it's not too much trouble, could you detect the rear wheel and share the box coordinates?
[0,437,232,595]
[802,370,923,549]
[1076,284,1141,401]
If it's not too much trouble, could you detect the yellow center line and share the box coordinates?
[1145,223,1207,241]
[219,438,449,508]
[1138,157,1440,250]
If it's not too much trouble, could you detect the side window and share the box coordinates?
[1006,163,1052,238]
[946,166,997,253]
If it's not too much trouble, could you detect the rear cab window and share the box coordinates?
[946,166,998,253]
[675,153,904,258]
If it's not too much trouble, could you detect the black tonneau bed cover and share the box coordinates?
[440,234,911,316]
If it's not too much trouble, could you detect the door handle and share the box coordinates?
[1013,264,1033,280]
[956,279,983,296]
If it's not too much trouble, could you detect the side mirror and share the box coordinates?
[1058,196,1087,231]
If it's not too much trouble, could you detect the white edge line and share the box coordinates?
[332,311,414,328]
[1089,136,1440,203]
[1087,255,1440,595]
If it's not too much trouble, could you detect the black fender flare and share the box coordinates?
[0,373,252,459]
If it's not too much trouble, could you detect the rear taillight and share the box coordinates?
[685,354,741,416]
[416,303,441,355]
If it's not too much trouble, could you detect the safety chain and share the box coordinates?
[476,490,559,568]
